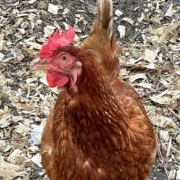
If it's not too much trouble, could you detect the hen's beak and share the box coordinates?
[31,61,50,71]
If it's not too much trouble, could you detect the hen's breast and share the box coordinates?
[63,79,156,180]
[46,75,156,180]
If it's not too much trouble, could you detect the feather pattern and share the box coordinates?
[80,0,121,78]
[38,0,157,179]
[40,46,156,179]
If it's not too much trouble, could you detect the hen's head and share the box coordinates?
[32,27,82,88]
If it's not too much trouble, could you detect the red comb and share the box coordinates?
[39,26,75,59]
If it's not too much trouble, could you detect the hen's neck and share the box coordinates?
[68,47,129,139]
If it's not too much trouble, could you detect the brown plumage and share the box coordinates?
[32,0,157,179]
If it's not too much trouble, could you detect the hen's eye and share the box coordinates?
[60,55,69,61]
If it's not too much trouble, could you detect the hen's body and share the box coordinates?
[39,0,156,179]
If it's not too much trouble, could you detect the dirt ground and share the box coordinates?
[0,0,180,179]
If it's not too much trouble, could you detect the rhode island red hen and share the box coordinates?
[32,0,157,179]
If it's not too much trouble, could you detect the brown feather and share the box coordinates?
[40,108,54,179]
[41,47,156,179]
[80,0,121,78]
[39,0,157,179]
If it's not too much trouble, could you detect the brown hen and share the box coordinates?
[32,0,157,179]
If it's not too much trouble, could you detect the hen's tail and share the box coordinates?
[96,0,114,40]
[81,0,122,78]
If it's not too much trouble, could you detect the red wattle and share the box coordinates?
[46,71,69,88]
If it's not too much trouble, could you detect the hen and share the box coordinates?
[32,0,157,179]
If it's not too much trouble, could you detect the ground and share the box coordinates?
[0,0,180,180]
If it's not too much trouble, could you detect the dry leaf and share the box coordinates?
[159,130,169,141]
[7,149,27,165]
[115,10,123,16]
[62,8,70,15]
[118,25,125,38]
[150,115,174,128]
[29,146,39,153]
[0,52,4,61]
[137,12,145,22]
[0,155,22,179]
[122,17,134,25]
[25,42,42,50]
[28,0,37,4]
[168,170,176,180]
[14,123,30,136]
[159,21,180,43]
[135,82,152,89]
[31,153,42,167]
[165,3,176,17]
[150,96,173,105]
[44,25,56,37]
[48,4,59,15]
[129,73,147,83]
[176,170,180,180]
[143,49,157,63]
[176,135,180,146]
[0,90,9,99]
[0,113,12,128]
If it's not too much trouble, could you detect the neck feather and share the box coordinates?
[65,47,130,147]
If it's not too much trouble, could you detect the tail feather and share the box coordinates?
[96,0,113,37]
[81,0,122,78]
